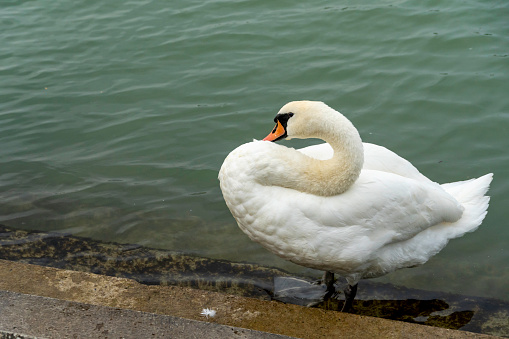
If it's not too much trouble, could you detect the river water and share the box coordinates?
[1,0,508,300]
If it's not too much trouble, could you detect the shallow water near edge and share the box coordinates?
[1,0,508,301]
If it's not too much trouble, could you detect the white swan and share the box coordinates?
[219,101,492,311]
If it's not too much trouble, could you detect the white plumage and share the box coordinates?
[218,101,492,304]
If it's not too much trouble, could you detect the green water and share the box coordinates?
[1,0,508,300]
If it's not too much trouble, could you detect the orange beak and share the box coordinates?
[263,120,286,141]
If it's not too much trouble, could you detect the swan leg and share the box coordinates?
[340,283,358,312]
[323,271,335,299]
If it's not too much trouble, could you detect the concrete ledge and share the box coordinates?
[0,260,500,339]
[0,290,289,339]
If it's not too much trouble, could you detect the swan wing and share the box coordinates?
[298,142,431,182]
[289,170,463,244]
[362,143,432,182]
[297,142,333,160]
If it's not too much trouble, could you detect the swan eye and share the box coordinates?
[275,112,294,125]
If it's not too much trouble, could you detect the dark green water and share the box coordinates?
[1,0,508,300]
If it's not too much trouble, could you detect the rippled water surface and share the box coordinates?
[1,0,508,300]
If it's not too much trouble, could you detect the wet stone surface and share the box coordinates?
[0,224,508,337]
[0,224,286,299]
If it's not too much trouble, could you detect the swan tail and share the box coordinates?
[441,173,493,235]
[372,173,493,277]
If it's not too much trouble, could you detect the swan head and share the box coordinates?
[260,100,364,196]
[263,101,342,142]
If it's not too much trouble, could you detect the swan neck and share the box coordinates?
[320,121,364,195]
[288,114,364,196]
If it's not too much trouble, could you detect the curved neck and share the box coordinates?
[268,114,364,196]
